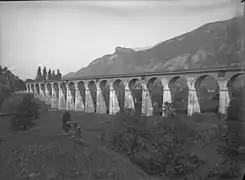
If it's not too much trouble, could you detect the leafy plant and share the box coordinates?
[108,109,217,179]
[163,102,176,117]
[11,94,39,131]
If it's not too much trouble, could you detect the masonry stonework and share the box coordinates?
[26,69,244,116]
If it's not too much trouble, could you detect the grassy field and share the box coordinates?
[0,111,151,180]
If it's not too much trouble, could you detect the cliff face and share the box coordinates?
[63,16,244,79]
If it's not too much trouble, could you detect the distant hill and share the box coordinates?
[63,16,244,79]
[62,72,76,79]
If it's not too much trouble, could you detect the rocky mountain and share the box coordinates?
[63,16,244,79]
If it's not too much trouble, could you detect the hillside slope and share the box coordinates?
[63,16,244,79]
[0,66,26,108]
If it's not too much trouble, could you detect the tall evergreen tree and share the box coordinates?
[57,69,61,80]
[52,70,56,80]
[36,66,42,80]
[48,69,52,80]
[43,67,47,81]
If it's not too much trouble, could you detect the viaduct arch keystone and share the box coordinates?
[25,68,245,116]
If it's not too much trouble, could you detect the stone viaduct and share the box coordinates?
[25,68,245,116]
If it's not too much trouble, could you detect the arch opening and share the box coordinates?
[129,78,142,114]
[88,81,97,112]
[113,79,125,113]
[147,77,163,116]
[227,73,245,99]
[47,83,52,97]
[27,84,31,92]
[195,75,219,114]
[100,80,110,114]
[35,84,40,95]
[60,82,67,100]
[53,83,59,97]
[78,81,86,106]
[169,76,188,115]
[31,84,34,93]
[68,82,75,104]
[40,83,45,94]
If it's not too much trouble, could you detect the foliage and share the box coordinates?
[43,67,47,81]
[0,85,11,110]
[56,69,62,80]
[36,66,60,81]
[36,66,42,80]
[52,70,56,80]
[11,94,39,131]
[62,111,72,132]
[211,86,245,180]
[108,109,245,180]
[48,69,52,80]
[163,102,176,117]
[0,65,26,110]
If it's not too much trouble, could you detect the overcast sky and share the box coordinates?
[0,0,243,80]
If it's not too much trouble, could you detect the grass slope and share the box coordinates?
[0,111,149,180]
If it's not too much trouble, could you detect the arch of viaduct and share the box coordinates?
[26,68,245,116]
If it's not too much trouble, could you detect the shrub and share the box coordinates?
[11,94,39,131]
[0,84,11,111]
[62,111,72,133]
[108,108,245,179]
[108,111,225,179]
[163,102,176,117]
[213,86,245,180]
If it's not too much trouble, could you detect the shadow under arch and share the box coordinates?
[53,83,59,97]
[113,79,125,113]
[47,83,52,97]
[35,84,40,95]
[78,81,86,106]
[31,84,35,93]
[27,84,30,92]
[88,81,97,112]
[169,76,188,115]
[40,83,45,96]
[68,82,75,104]
[147,77,163,116]
[195,75,219,114]
[129,78,142,114]
[60,82,67,100]
[100,80,110,114]
[227,73,245,99]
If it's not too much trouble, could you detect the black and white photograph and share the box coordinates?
[0,0,245,179]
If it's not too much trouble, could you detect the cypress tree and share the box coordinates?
[36,66,42,80]
[43,67,47,81]
[48,69,52,80]
[52,70,56,80]
[57,69,62,80]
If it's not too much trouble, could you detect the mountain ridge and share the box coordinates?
[63,16,244,79]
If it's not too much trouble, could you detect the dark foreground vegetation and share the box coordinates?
[105,86,245,180]
[0,86,244,180]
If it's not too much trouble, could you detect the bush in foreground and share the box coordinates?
[215,86,245,180]
[11,94,39,131]
[107,107,244,180]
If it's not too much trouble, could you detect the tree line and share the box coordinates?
[0,65,26,92]
[0,65,26,109]
[36,66,62,81]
